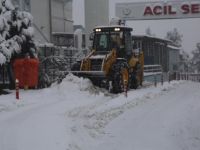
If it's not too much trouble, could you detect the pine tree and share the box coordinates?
[191,43,200,73]
[145,27,155,37]
[179,50,190,72]
[165,28,183,47]
[0,0,37,65]
[165,28,190,72]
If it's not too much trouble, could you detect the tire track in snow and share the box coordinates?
[66,82,181,150]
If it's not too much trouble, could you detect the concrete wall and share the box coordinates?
[30,0,51,43]
[12,0,73,43]
[84,0,109,47]
[64,0,73,32]
[168,48,180,72]
[52,0,73,33]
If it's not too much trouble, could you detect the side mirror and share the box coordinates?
[89,33,94,41]
[88,45,92,50]
[132,41,137,49]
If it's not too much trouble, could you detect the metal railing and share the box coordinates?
[175,72,200,82]
[143,65,163,86]
[0,64,11,89]
[144,65,162,76]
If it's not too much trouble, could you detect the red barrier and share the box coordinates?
[13,58,39,89]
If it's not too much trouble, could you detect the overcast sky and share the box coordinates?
[73,0,200,55]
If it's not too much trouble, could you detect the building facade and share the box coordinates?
[84,0,109,47]
[11,0,73,44]
[132,36,180,72]
[168,45,180,72]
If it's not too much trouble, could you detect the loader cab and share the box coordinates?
[92,26,133,57]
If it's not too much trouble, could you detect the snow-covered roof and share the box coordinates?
[167,45,180,50]
[52,32,74,35]
[132,35,181,49]
[132,35,172,43]
[36,43,54,47]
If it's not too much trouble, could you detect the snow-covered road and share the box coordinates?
[100,81,200,150]
[0,74,200,150]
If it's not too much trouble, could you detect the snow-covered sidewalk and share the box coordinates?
[0,74,200,150]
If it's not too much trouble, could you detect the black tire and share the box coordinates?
[130,63,142,89]
[71,61,81,71]
[130,73,138,89]
[71,61,81,77]
[110,61,129,93]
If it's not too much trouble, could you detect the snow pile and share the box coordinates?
[0,75,200,150]
[0,74,103,113]
[0,0,36,65]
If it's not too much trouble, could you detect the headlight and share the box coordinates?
[114,28,120,31]
[95,29,101,32]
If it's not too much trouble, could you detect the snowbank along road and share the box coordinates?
[0,74,200,150]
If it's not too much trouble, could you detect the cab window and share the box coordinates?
[94,32,109,52]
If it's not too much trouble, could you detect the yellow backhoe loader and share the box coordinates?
[71,25,144,93]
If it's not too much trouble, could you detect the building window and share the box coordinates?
[11,0,31,12]
[12,0,20,6]
[133,40,142,51]
[52,34,74,47]
[23,0,31,12]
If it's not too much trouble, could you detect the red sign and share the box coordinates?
[116,0,200,20]
[144,3,200,16]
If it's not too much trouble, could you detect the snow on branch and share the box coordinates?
[0,0,37,65]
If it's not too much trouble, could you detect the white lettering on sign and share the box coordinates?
[116,0,200,20]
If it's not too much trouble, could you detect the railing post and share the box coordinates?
[168,71,170,83]
[161,73,163,86]
[186,72,188,80]
[154,74,157,87]
[176,72,178,80]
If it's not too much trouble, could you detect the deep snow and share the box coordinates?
[0,74,200,150]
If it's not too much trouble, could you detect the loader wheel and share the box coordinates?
[71,61,81,71]
[130,73,138,89]
[130,63,141,89]
[111,62,129,93]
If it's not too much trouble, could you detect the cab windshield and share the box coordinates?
[94,31,123,54]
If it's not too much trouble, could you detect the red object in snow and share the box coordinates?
[13,58,39,88]
[15,79,19,100]
[13,59,24,87]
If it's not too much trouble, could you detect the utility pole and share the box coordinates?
[49,0,52,42]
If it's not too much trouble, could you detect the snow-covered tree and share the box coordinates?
[145,27,155,37]
[165,28,190,72]
[179,50,190,72]
[0,0,37,65]
[165,28,183,47]
[191,43,200,73]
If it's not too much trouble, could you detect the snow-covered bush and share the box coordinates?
[191,43,200,73]
[0,0,37,65]
[165,28,183,47]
